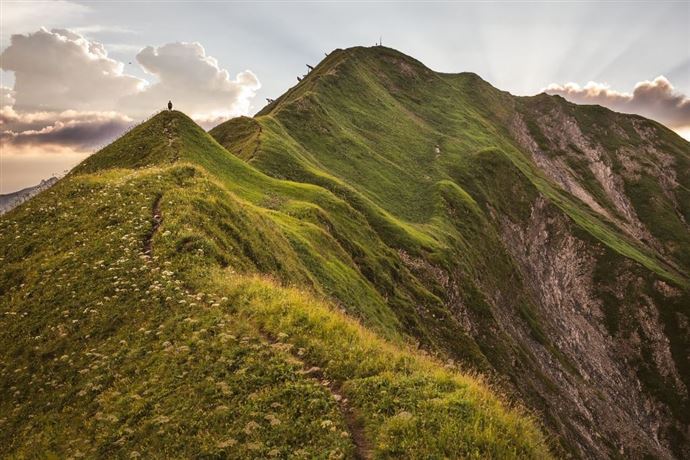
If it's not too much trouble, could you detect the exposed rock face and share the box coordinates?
[500,99,690,457]
[496,196,679,458]
[511,114,611,219]
[510,110,654,246]
[512,98,690,271]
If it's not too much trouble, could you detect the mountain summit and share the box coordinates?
[2,46,689,458]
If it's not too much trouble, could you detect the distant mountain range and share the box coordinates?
[1,46,688,459]
[0,177,58,215]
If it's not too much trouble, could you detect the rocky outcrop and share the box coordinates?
[510,110,657,247]
[0,177,58,215]
[496,196,681,458]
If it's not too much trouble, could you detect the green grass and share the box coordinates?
[211,46,690,455]
[2,45,689,458]
[0,163,550,458]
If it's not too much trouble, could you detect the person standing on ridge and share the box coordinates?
[168,100,173,111]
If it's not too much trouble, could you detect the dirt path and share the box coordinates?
[300,365,372,459]
[162,116,180,162]
[267,335,372,459]
[249,125,263,160]
[143,195,162,256]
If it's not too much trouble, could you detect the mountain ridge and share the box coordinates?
[213,45,690,457]
[2,45,689,458]
[0,109,550,458]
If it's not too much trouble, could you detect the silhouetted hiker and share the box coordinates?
[168,101,173,111]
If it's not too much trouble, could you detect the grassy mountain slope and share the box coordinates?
[2,45,689,459]
[0,111,549,458]
[211,47,690,458]
[242,47,684,285]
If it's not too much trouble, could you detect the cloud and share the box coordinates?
[122,42,260,119]
[1,107,133,150]
[0,28,261,191]
[1,29,261,120]
[0,28,145,112]
[545,76,690,134]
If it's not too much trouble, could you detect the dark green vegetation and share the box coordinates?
[2,46,690,459]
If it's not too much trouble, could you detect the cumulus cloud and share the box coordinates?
[0,28,261,184]
[0,28,145,112]
[1,28,260,121]
[122,42,260,119]
[545,76,690,134]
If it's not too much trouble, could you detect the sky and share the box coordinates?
[1,0,689,193]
